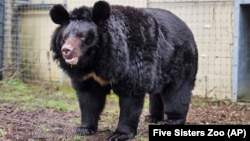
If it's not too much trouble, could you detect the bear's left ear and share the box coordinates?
[92,1,110,24]
[50,4,69,24]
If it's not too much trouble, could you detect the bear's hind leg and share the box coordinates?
[145,93,164,123]
[161,81,192,125]
[107,92,145,141]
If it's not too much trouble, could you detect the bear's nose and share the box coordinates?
[61,45,73,56]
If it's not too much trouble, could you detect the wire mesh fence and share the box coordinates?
[1,0,235,100]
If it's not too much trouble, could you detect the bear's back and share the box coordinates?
[142,8,195,46]
[108,5,195,48]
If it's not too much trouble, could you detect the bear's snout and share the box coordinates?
[61,38,81,65]
[61,45,73,58]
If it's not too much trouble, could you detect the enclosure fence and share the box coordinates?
[1,0,239,101]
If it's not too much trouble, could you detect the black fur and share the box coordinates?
[50,1,198,141]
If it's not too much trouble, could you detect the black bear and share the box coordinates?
[49,1,198,140]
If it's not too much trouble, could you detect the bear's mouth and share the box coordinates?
[64,57,79,65]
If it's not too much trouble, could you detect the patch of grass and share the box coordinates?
[72,135,82,141]
[0,129,4,137]
[190,96,238,108]
[40,126,50,133]
[69,117,81,126]
[191,95,216,105]
[191,98,209,105]
[59,135,83,141]
[46,99,77,112]
[107,93,149,109]
[0,79,32,99]
[0,79,78,112]
[135,136,148,141]
[238,93,250,102]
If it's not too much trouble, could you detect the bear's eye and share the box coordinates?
[76,32,86,40]
[63,33,69,42]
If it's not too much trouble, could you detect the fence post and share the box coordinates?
[0,1,4,80]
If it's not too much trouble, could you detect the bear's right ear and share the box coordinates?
[50,4,69,24]
[92,1,110,24]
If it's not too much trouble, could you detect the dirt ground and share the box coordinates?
[0,81,250,141]
[1,98,250,141]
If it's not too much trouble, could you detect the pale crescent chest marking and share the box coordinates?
[83,72,110,86]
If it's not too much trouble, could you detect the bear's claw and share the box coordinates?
[76,126,96,135]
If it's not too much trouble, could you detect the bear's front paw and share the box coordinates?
[76,126,96,135]
[107,131,134,141]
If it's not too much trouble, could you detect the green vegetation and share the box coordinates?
[238,92,250,102]
[0,129,4,137]
[0,79,77,112]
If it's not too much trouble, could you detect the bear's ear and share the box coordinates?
[50,4,69,24]
[92,1,110,24]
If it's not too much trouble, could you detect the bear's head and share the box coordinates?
[49,1,110,65]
